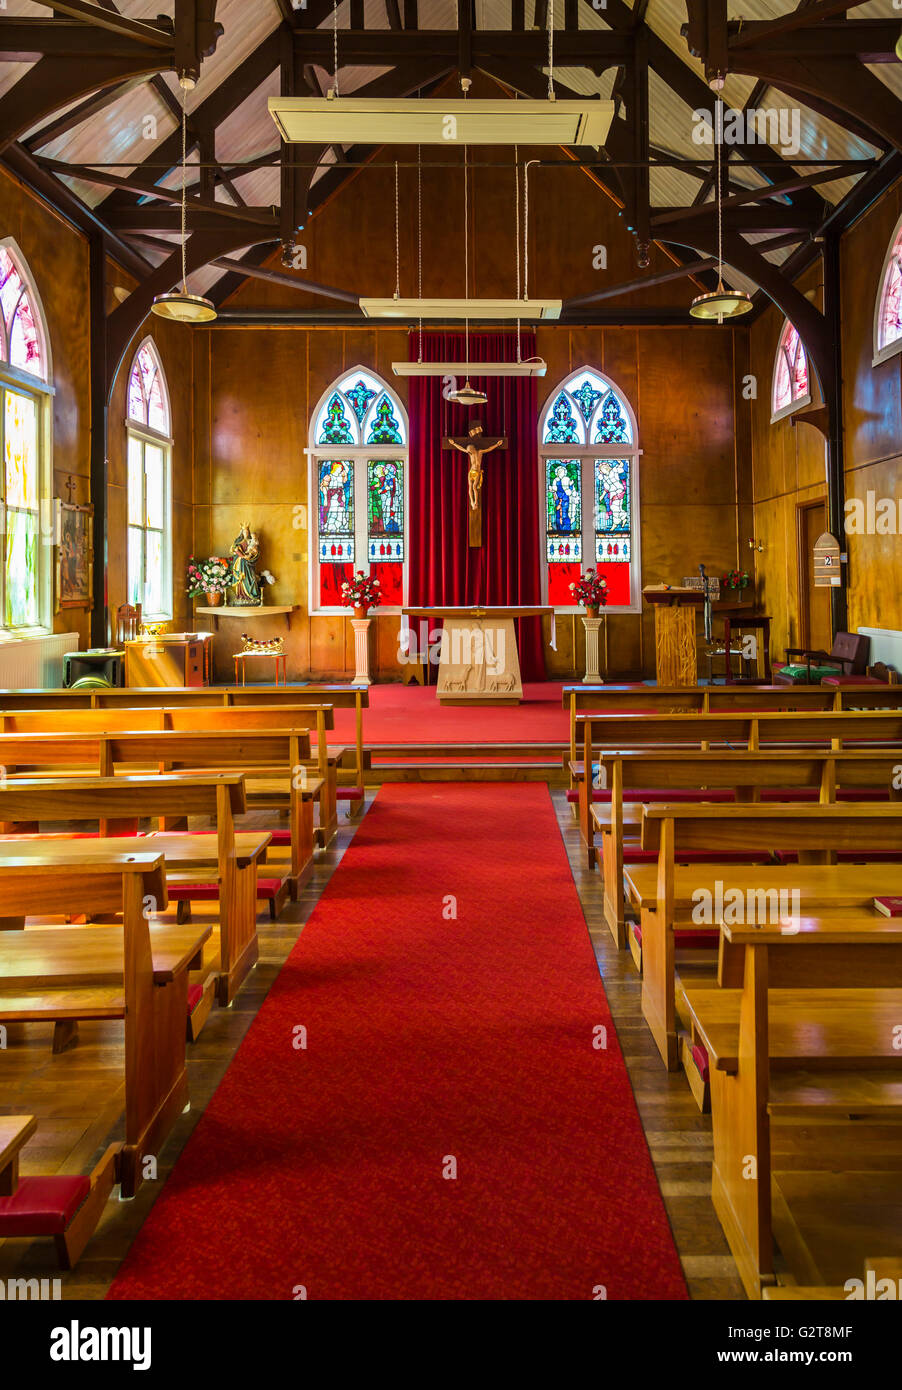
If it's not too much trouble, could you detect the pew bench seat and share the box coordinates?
[683,985,902,1074]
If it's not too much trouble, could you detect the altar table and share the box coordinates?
[402,606,553,704]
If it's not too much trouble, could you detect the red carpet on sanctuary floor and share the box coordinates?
[107,784,687,1301]
[327,680,570,746]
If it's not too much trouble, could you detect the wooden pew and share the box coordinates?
[682,910,902,1297]
[0,774,267,1008]
[563,684,902,792]
[635,803,902,1072]
[592,749,902,948]
[0,703,339,847]
[0,1115,120,1269]
[572,708,902,858]
[0,684,370,806]
[0,728,315,905]
[0,851,209,1198]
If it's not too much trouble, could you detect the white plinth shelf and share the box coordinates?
[195,605,296,617]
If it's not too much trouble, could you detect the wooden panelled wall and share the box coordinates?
[749,184,902,662]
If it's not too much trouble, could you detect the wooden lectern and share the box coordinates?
[642,586,704,687]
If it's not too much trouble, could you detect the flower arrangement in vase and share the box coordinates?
[186,556,230,606]
[721,569,751,594]
[569,568,609,618]
[340,571,383,619]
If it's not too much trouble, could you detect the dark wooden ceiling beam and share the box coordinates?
[725,54,901,153]
[25,1,173,49]
[729,0,878,48]
[289,29,633,63]
[0,20,169,58]
[727,19,902,62]
[654,205,818,233]
[104,206,278,233]
[654,164,867,226]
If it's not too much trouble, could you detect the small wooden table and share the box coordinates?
[233,650,287,686]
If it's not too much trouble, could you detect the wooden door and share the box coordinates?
[797,500,832,652]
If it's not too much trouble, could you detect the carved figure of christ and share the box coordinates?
[442,422,508,548]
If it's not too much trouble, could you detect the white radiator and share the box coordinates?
[0,632,79,689]
[858,627,902,670]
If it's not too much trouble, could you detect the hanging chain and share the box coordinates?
[333,0,340,96]
[394,160,400,298]
[547,0,555,100]
[514,146,521,362]
[524,159,538,300]
[715,97,724,284]
[180,83,188,293]
[463,145,470,370]
[417,143,423,362]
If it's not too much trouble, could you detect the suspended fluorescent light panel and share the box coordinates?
[361,297,561,320]
[268,97,614,147]
[392,360,547,377]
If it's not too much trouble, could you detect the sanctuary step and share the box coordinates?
[365,741,568,782]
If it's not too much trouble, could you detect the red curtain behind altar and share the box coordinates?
[407,330,546,680]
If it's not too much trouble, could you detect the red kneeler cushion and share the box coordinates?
[618,849,773,866]
[632,923,719,950]
[690,1044,710,1084]
[187,983,206,1014]
[336,788,364,802]
[821,675,883,687]
[0,1176,90,1236]
[169,878,285,901]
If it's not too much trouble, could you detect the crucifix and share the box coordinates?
[442,421,508,547]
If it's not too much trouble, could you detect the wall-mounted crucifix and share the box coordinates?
[442,422,508,547]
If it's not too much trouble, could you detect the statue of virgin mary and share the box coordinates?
[228,523,263,606]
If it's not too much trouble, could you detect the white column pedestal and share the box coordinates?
[351,617,373,686]
[582,616,603,684]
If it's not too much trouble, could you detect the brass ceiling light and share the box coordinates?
[690,99,753,323]
[152,74,217,324]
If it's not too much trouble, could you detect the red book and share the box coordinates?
[873,897,902,917]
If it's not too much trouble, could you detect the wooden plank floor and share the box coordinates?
[0,790,744,1300]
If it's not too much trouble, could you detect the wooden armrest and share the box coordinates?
[0,1115,37,1186]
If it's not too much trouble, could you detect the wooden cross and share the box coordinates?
[442,422,508,548]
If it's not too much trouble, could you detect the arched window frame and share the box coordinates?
[538,368,642,615]
[125,336,173,621]
[771,318,811,423]
[873,208,902,367]
[307,367,409,617]
[0,237,53,635]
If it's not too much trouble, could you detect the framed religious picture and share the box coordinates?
[56,501,94,610]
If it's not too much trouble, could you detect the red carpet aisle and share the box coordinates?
[108,785,687,1301]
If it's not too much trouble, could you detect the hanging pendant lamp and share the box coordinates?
[690,100,752,324]
[448,129,487,407]
[152,74,217,324]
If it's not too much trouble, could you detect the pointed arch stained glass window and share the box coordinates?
[540,368,638,609]
[772,320,809,418]
[319,393,355,444]
[366,394,403,445]
[127,340,170,435]
[0,246,45,380]
[594,391,631,444]
[875,216,902,362]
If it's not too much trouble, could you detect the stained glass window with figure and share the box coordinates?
[540,369,640,612]
[311,370,408,611]
[771,320,810,421]
[0,242,49,629]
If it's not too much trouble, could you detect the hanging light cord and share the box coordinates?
[417,143,423,363]
[715,97,724,288]
[332,0,340,96]
[547,0,555,100]
[514,146,521,362]
[393,160,400,298]
[524,159,538,300]
[180,83,188,293]
[463,145,470,372]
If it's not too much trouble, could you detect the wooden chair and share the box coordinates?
[773,630,870,685]
[115,603,142,643]
[0,850,209,1197]
[0,1116,120,1270]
